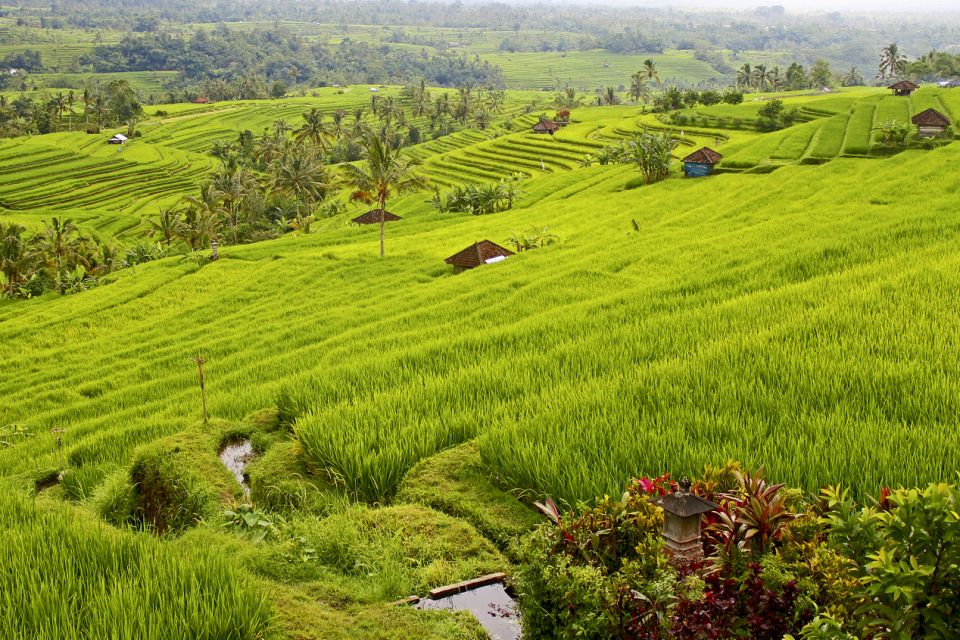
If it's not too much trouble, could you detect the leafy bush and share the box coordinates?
[516,487,672,639]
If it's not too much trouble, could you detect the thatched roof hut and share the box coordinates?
[532,119,561,135]
[444,240,514,273]
[352,209,401,225]
[192,96,211,104]
[682,147,723,177]
[912,108,951,138]
[107,133,127,145]
[888,80,919,96]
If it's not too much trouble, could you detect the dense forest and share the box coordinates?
[4,0,960,69]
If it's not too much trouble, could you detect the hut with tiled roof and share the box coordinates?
[888,80,919,96]
[444,240,514,273]
[352,209,401,225]
[682,147,723,178]
[912,108,951,138]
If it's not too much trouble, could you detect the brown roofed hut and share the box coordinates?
[352,209,401,225]
[682,147,723,178]
[912,108,951,138]
[192,96,211,104]
[444,240,514,273]
[888,80,919,96]
[532,119,561,135]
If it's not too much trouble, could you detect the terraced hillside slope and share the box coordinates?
[1,85,959,639]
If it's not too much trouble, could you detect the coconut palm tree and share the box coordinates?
[628,72,651,104]
[752,65,769,92]
[341,134,426,257]
[842,67,864,87]
[37,217,81,274]
[269,146,338,218]
[330,109,348,139]
[148,207,183,247]
[295,108,334,153]
[737,64,753,90]
[643,59,661,85]
[599,86,621,106]
[879,43,908,80]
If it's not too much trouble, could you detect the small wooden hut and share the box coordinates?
[912,108,951,138]
[444,240,514,273]
[682,147,723,177]
[532,119,561,135]
[107,133,127,145]
[352,209,401,225]
[888,80,919,96]
[192,96,211,104]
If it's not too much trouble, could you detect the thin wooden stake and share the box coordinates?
[192,354,209,425]
[50,428,65,470]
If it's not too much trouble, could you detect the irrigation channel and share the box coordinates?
[219,439,254,495]
[415,574,520,640]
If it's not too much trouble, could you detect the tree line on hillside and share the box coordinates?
[78,25,502,90]
[0,218,165,298]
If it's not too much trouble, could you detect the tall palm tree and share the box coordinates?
[330,109,348,140]
[341,134,426,257]
[879,43,907,80]
[843,67,864,87]
[554,86,583,110]
[643,59,661,85]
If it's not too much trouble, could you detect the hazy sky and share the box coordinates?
[602,0,958,11]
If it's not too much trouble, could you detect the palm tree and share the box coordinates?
[879,43,908,80]
[341,134,426,257]
[753,65,769,92]
[0,221,35,296]
[485,88,505,114]
[643,59,661,85]
[628,72,651,104]
[330,109,348,140]
[182,184,223,251]
[737,64,753,90]
[554,87,584,110]
[269,146,337,217]
[295,108,334,153]
[350,107,369,140]
[599,86,621,106]
[148,207,183,247]
[842,67,864,87]
[38,217,81,274]
[81,88,92,128]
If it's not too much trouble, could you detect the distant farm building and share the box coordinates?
[192,96,210,104]
[352,209,401,225]
[532,119,561,135]
[888,80,919,96]
[682,147,723,177]
[444,240,514,273]
[107,134,127,145]
[912,108,951,138]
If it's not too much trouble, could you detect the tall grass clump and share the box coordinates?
[295,404,478,502]
[0,492,270,639]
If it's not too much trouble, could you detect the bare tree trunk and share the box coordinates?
[379,196,386,258]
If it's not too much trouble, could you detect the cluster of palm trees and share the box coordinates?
[0,218,160,298]
[0,81,144,139]
[158,102,432,257]
[430,173,524,216]
[586,129,678,185]
[735,64,791,92]
[399,80,507,134]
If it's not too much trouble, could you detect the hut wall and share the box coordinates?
[918,125,946,138]
[683,162,714,178]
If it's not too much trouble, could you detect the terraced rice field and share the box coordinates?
[3,82,960,639]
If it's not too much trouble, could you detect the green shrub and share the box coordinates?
[92,469,135,527]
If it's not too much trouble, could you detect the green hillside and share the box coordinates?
[2,85,959,638]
